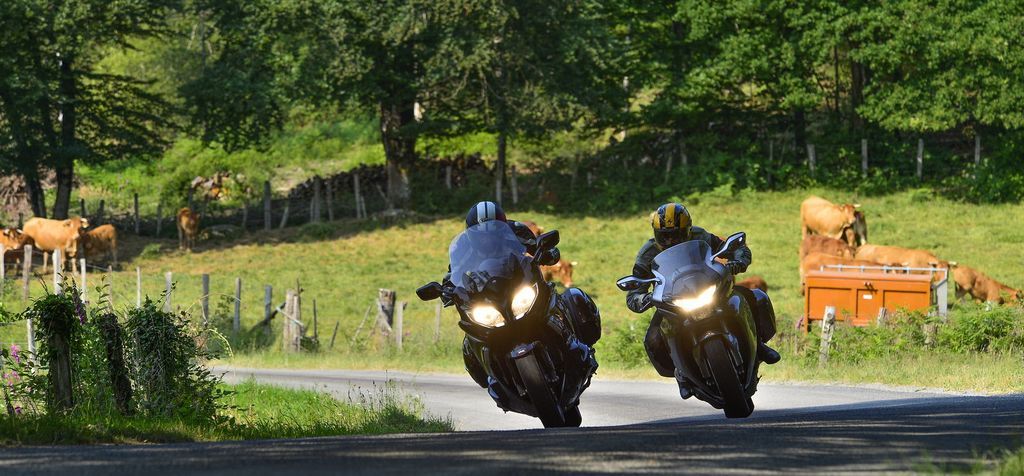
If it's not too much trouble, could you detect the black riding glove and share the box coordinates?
[726,261,746,275]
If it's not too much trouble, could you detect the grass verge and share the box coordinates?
[0,379,452,445]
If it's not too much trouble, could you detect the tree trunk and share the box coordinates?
[850,60,867,131]
[379,101,416,209]
[24,171,47,218]
[53,54,76,220]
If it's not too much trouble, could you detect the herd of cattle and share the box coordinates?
[0,206,204,276]
[799,195,1021,305]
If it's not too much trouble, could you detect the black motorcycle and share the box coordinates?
[616,232,777,418]
[417,221,600,428]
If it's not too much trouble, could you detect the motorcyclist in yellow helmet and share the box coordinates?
[626,203,780,398]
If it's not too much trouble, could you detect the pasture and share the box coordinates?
[2,187,1022,390]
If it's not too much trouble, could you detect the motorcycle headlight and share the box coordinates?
[674,285,717,313]
[511,284,538,319]
[469,305,505,328]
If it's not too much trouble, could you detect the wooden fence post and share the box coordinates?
[312,298,319,342]
[25,317,35,364]
[445,165,452,190]
[876,307,888,326]
[42,252,49,274]
[80,198,87,218]
[278,203,290,229]
[201,273,210,326]
[974,134,981,167]
[916,138,924,180]
[264,285,272,323]
[96,201,104,224]
[234,277,242,335]
[134,193,140,234]
[54,248,63,295]
[510,165,519,206]
[17,212,23,229]
[806,144,816,174]
[587,171,593,188]
[95,313,133,415]
[282,290,295,352]
[1,244,5,283]
[923,323,938,348]
[80,258,86,303]
[818,306,836,367]
[136,267,142,307]
[22,245,32,300]
[311,177,323,223]
[325,180,335,221]
[353,173,363,219]
[394,301,405,350]
[861,139,868,175]
[107,265,114,308]
[329,321,340,350]
[156,203,163,237]
[164,271,173,312]
[263,180,272,232]
[434,301,442,344]
[376,289,395,336]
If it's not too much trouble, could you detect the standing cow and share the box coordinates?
[0,228,35,270]
[81,224,118,267]
[22,217,89,270]
[952,265,1022,305]
[800,196,867,248]
[177,207,199,250]
[799,234,856,261]
[853,244,946,270]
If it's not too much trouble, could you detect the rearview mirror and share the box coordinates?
[712,232,746,260]
[536,230,560,253]
[416,282,443,301]
[616,276,658,292]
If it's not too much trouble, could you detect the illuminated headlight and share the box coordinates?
[470,305,505,328]
[511,284,538,319]
[674,285,717,313]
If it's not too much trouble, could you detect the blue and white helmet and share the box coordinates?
[465,201,507,227]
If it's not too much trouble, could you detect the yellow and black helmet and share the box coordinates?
[651,202,692,249]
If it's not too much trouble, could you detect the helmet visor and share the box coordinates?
[654,228,689,249]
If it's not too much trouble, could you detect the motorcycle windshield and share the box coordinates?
[652,240,720,300]
[449,221,529,292]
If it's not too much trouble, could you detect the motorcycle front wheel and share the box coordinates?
[705,339,753,418]
[515,353,569,428]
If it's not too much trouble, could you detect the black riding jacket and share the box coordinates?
[625,226,752,313]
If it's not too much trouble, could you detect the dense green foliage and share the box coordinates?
[6,0,1024,219]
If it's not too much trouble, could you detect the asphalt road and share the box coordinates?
[1,367,1022,474]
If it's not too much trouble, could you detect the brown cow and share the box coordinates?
[853,244,947,270]
[22,217,89,267]
[953,265,1022,304]
[800,196,866,247]
[177,207,199,250]
[81,224,118,266]
[541,259,577,288]
[521,220,544,237]
[736,275,768,292]
[0,228,34,268]
[800,252,884,294]
[799,234,856,261]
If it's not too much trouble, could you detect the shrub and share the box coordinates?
[601,315,652,369]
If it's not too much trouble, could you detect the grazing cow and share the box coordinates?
[953,265,1022,304]
[736,275,768,292]
[542,259,577,288]
[0,228,34,268]
[800,196,866,247]
[799,234,856,261]
[177,207,200,250]
[81,224,118,266]
[853,244,947,270]
[800,252,883,293]
[22,217,89,267]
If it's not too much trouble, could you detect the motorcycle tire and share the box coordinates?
[563,405,582,428]
[515,353,567,428]
[705,339,753,418]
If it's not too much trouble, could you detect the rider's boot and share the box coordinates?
[758,342,781,365]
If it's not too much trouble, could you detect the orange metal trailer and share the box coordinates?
[803,265,948,330]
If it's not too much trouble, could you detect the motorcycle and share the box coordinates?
[616,232,777,418]
[416,220,600,428]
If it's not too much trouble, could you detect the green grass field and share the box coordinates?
[0,379,452,445]
[2,187,1022,392]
